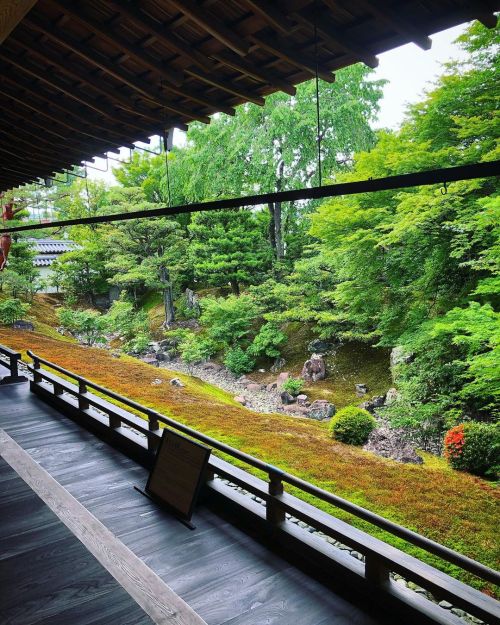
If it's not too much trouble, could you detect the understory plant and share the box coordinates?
[282,377,304,397]
[444,422,499,478]
[329,406,376,445]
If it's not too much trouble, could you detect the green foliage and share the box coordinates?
[57,308,108,346]
[248,322,287,358]
[105,293,151,350]
[189,210,271,294]
[282,377,304,397]
[329,406,376,445]
[444,422,500,478]
[179,333,217,369]
[0,298,30,325]
[223,346,255,377]
[200,295,260,347]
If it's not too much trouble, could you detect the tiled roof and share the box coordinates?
[27,239,77,255]
[34,255,59,267]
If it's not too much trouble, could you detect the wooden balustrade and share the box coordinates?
[24,349,500,625]
[0,343,27,384]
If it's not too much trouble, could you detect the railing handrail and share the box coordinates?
[0,343,21,375]
[0,343,21,359]
[26,349,500,589]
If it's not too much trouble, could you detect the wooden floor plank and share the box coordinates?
[0,382,394,625]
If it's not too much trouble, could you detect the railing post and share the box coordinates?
[365,554,390,586]
[147,411,160,452]
[32,356,42,383]
[109,412,121,429]
[77,377,90,410]
[267,467,286,526]
[9,353,19,378]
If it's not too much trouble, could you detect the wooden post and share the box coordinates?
[53,382,64,396]
[78,378,89,410]
[365,554,390,586]
[32,355,42,383]
[109,412,121,429]
[266,467,286,526]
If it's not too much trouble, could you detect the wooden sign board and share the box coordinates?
[146,430,211,522]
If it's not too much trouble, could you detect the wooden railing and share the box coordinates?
[26,350,500,625]
[0,344,27,384]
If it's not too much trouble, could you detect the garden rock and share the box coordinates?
[390,346,414,368]
[372,395,386,408]
[185,288,200,315]
[307,338,337,354]
[385,388,399,404]
[155,351,172,362]
[234,396,247,406]
[296,394,308,406]
[246,383,263,392]
[364,422,423,464]
[307,399,335,420]
[266,382,278,392]
[159,337,180,350]
[202,361,223,371]
[301,354,326,382]
[142,356,158,367]
[276,372,290,385]
[355,383,368,395]
[281,391,295,405]
[12,320,34,331]
[151,379,163,386]
[271,357,286,373]
[170,378,185,387]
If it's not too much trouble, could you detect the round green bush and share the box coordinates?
[444,422,499,478]
[328,406,376,445]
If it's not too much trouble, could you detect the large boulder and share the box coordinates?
[276,371,290,385]
[359,395,386,413]
[301,354,326,382]
[271,357,286,373]
[306,399,335,421]
[364,423,423,465]
[246,383,263,392]
[185,288,200,313]
[307,338,337,354]
[12,319,34,331]
[385,388,399,405]
[355,383,368,396]
[390,346,414,368]
[280,391,295,405]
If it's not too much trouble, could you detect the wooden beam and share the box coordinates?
[293,8,379,68]
[3,161,499,234]
[23,12,233,117]
[186,66,265,106]
[211,49,296,96]
[0,0,37,44]
[0,48,157,132]
[243,0,295,34]
[340,0,432,51]
[251,34,335,83]
[16,31,210,124]
[105,0,213,72]
[168,0,250,57]
[49,0,184,87]
[0,79,138,148]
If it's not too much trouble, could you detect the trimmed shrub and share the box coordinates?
[444,422,499,478]
[0,298,30,325]
[329,406,376,445]
[224,346,255,377]
[282,377,304,397]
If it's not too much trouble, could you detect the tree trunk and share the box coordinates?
[267,202,277,252]
[230,279,240,296]
[268,158,285,261]
[160,265,175,325]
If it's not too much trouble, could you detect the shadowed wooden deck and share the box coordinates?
[0,383,393,625]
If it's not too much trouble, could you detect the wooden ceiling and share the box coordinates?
[0,0,498,192]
